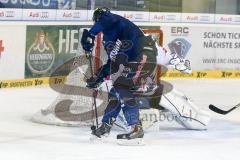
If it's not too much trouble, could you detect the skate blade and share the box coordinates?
[117,138,145,146]
[90,134,114,144]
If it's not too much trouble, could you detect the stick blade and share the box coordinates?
[209,104,229,115]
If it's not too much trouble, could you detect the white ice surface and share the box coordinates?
[0,79,240,160]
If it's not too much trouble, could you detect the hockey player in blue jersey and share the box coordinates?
[81,7,158,141]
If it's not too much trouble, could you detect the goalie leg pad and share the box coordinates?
[159,89,211,130]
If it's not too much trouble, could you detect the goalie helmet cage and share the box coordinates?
[31,29,163,127]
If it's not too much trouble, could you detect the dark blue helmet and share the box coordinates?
[92,7,110,22]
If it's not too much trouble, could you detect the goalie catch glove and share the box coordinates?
[81,29,95,53]
[169,54,192,74]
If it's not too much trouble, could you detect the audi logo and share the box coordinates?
[73,12,81,18]
[40,12,49,18]
[6,11,15,17]
[135,14,143,19]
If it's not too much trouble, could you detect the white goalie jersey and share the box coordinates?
[156,43,192,74]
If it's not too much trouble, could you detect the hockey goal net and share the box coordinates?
[31,29,163,127]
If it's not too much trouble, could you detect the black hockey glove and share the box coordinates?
[81,29,95,53]
[86,59,111,89]
[86,76,104,89]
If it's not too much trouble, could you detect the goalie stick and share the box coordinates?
[209,103,240,115]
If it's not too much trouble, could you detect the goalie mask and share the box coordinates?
[92,7,110,22]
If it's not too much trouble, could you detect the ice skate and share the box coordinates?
[117,123,145,146]
[90,123,112,142]
[91,123,112,138]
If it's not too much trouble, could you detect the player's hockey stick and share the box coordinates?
[209,103,240,115]
[86,52,99,130]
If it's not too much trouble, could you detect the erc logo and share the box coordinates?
[168,38,191,59]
